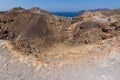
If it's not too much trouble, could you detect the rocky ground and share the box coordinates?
[0,36,120,80]
[0,7,120,80]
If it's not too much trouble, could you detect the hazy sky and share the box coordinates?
[0,0,120,11]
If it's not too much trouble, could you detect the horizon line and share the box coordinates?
[0,6,120,12]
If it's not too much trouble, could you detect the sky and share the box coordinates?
[0,0,120,12]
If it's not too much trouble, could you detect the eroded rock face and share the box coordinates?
[0,7,71,42]
[63,10,120,44]
[0,7,120,60]
[0,7,72,55]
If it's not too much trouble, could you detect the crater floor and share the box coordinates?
[0,37,120,80]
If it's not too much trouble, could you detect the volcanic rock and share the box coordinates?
[0,7,120,60]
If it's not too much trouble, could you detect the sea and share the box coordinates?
[52,12,79,17]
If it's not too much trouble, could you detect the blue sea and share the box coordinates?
[52,12,79,17]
